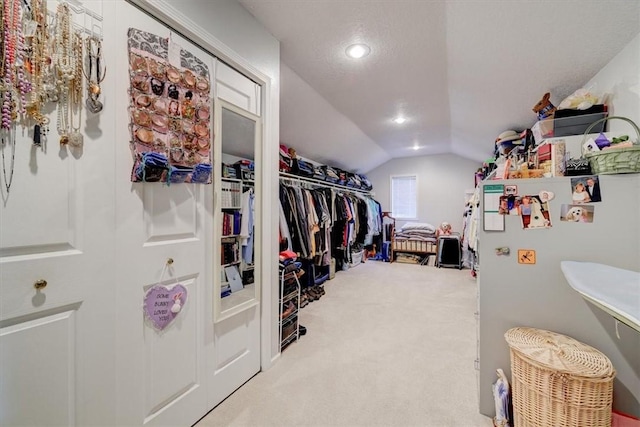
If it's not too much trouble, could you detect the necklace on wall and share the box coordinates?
[1,0,19,194]
[24,0,50,146]
[55,2,75,145]
[68,31,83,147]
[83,35,105,113]
[1,129,15,193]
[2,0,20,131]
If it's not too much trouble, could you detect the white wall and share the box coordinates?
[281,64,391,174]
[586,32,639,133]
[367,154,479,232]
[478,32,640,418]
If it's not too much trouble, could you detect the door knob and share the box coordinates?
[34,279,48,290]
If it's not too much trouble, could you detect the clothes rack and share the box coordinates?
[279,172,373,196]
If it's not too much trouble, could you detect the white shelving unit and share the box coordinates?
[279,264,301,351]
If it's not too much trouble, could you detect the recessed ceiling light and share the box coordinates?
[393,117,407,124]
[345,44,371,59]
[412,145,420,151]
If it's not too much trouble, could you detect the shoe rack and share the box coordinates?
[279,263,301,351]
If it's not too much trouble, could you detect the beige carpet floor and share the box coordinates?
[196,261,493,427]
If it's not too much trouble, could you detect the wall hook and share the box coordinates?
[167,258,174,265]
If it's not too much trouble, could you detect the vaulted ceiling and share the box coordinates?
[239,0,640,173]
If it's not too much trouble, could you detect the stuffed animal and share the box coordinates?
[436,222,452,237]
[532,92,556,120]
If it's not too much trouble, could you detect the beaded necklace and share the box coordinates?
[55,2,74,145]
[1,0,19,194]
[69,31,83,147]
[1,0,19,130]
[0,0,5,87]
[25,0,50,144]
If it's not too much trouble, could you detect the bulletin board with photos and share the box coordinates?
[492,174,603,230]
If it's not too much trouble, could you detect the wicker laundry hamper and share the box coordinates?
[504,327,616,427]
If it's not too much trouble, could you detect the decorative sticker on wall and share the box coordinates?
[144,284,188,331]
[127,28,212,184]
[517,249,536,265]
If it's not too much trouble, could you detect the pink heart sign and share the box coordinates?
[144,284,188,330]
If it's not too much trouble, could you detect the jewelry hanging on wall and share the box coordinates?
[55,2,75,145]
[68,31,83,147]
[83,35,105,113]
[1,0,21,193]
[2,0,20,131]
[1,128,16,193]
[24,0,51,146]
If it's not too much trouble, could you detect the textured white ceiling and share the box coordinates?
[239,0,640,172]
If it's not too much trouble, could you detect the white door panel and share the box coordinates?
[216,61,261,116]
[0,0,117,424]
[143,185,200,244]
[114,3,208,425]
[143,276,200,420]
[0,146,80,254]
[0,310,76,426]
[207,307,261,406]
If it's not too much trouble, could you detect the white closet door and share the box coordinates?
[216,61,262,116]
[112,3,209,425]
[0,2,116,425]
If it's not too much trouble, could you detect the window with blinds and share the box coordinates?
[391,175,417,219]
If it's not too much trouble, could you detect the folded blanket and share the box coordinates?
[400,222,436,233]
[394,234,436,242]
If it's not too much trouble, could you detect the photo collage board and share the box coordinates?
[127,28,213,184]
[496,175,603,229]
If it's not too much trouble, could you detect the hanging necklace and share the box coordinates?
[55,2,74,145]
[2,0,19,131]
[1,0,19,194]
[25,0,50,145]
[1,129,15,193]
[68,31,83,147]
[83,35,105,113]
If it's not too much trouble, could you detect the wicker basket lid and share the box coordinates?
[505,327,615,378]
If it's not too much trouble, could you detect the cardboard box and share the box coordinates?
[536,140,566,176]
[532,118,554,144]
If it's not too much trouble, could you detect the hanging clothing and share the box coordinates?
[279,201,292,251]
[240,189,255,264]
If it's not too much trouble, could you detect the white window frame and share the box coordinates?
[390,174,418,220]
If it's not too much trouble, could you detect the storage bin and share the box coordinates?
[532,109,608,144]
[349,250,364,267]
[582,116,640,174]
[505,327,615,427]
[553,106,608,137]
[532,118,554,144]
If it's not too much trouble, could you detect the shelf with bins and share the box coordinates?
[279,266,301,351]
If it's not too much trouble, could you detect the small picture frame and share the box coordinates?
[561,204,594,223]
[570,175,602,203]
[519,195,552,229]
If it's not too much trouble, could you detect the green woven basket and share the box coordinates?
[582,116,640,174]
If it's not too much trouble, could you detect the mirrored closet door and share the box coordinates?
[213,99,261,322]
